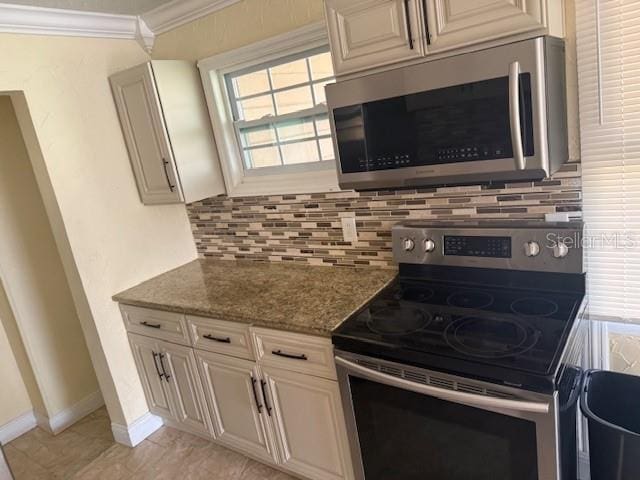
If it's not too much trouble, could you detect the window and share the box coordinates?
[576,0,640,321]
[226,50,335,173]
[198,23,340,196]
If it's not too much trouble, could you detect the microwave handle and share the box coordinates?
[335,355,550,414]
[509,61,526,170]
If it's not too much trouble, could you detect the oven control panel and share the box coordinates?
[392,222,584,274]
[443,235,511,258]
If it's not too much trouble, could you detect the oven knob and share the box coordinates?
[553,242,569,259]
[424,239,436,253]
[402,238,415,252]
[523,241,540,257]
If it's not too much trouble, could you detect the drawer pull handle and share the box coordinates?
[260,380,272,416]
[203,334,231,344]
[141,321,161,329]
[272,350,308,361]
[250,375,263,414]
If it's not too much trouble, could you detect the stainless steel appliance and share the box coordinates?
[326,37,568,190]
[333,222,586,480]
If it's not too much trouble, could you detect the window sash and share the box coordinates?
[197,22,339,196]
[224,47,335,172]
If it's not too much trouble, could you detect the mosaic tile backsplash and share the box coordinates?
[187,162,582,269]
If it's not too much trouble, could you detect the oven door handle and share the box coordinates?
[509,60,526,171]
[335,356,549,414]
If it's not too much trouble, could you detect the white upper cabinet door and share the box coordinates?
[151,61,226,204]
[326,0,426,76]
[261,366,354,480]
[110,63,184,204]
[196,351,277,463]
[162,342,214,438]
[128,333,174,420]
[425,0,564,53]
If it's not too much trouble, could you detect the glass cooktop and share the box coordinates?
[333,278,584,382]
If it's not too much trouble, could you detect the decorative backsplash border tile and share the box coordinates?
[187,163,581,269]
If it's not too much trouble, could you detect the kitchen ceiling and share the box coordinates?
[5,0,174,15]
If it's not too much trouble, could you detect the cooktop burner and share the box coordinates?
[447,291,494,309]
[399,287,434,303]
[510,297,559,317]
[367,307,431,336]
[444,316,540,359]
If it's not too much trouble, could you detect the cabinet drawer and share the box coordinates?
[188,315,254,360]
[120,305,189,346]
[251,328,336,380]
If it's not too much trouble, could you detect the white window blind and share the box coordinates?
[576,0,640,320]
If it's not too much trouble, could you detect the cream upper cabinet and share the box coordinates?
[110,61,225,205]
[425,0,565,53]
[162,342,213,438]
[325,0,426,76]
[128,333,175,420]
[261,366,354,480]
[324,0,564,77]
[196,351,277,464]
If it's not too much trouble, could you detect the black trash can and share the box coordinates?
[580,369,640,480]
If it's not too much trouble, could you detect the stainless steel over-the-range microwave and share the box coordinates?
[326,36,568,191]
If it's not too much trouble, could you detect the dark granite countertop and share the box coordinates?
[113,259,397,337]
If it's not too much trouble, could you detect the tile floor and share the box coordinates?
[4,408,295,480]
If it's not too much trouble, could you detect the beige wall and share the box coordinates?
[0,96,99,418]
[152,0,324,61]
[0,277,45,424]
[0,34,198,426]
[0,303,33,427]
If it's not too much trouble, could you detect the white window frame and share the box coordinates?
[198,22,340,197]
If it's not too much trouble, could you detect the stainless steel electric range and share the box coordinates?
[333,222,587,480]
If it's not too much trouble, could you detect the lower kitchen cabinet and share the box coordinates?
[162,341,214,438]
[196,351,278,464]
[128,333,213,438]
[124,305,354,480]
[128,333,174,420]
[261,366,354,480]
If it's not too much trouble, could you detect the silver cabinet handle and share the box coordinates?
[161,158,176,192]
[509,61,525,170]
[335,356,549,414]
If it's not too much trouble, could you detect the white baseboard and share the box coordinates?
[111,412,163,447]
[0,410,37,445]
[37,390,104,435]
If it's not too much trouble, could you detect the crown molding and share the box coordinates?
[142,0,241,35]
[0,0,244,51]
[0,2,155,51]
[0,3,135,37]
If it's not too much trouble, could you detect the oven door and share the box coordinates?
[335,352,560,480]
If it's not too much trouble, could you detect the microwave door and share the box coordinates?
[327,36,565,191]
